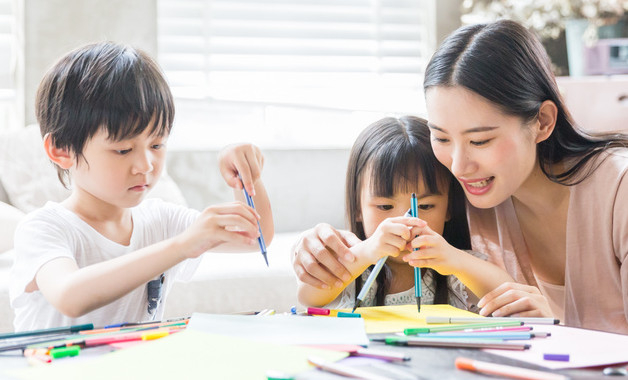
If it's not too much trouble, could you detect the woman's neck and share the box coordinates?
[512,162,569,217]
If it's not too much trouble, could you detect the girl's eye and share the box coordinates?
[116,149,132,155]
[471,139,491,146]
[376,205,393,211]
[152,144,164,150]
[432,137,449,144]
[418,204,434,211]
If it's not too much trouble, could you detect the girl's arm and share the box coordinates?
[298,216,425,307]
[35,202,261,318]
[403,224,514,298]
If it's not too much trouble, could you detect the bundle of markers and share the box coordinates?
[0,317,189,364]
[373,316,559,352]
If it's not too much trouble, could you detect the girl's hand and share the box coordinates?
[218,143,264,196]
[292,224,361,289]
[363,216,426,263]
[401,224,463,275]
[179,202,260,258]
[477,282,554,318]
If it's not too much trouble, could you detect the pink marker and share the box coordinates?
[307,307,330,316]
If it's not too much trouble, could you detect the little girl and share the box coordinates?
[297,116,512,310]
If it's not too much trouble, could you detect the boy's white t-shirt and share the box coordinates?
[10,198,201,332]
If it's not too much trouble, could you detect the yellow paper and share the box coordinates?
[7,330,348,380]
[330,304,483,334]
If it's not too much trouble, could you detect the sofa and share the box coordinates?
[0,125,350,333]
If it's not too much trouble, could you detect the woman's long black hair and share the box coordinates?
[424,20,628,185]
[346,116,471,306]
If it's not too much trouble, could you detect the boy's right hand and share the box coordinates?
[292,224,360,289]
[179,201,261,258]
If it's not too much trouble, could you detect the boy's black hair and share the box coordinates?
[36,42,174,187]
[346,116,471,306]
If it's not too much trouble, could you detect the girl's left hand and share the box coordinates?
[218,143,264,196]
[477,282,554,318]
[401,224,463,275]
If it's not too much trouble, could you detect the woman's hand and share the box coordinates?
[292,224,361,289]
[477,282,554,318]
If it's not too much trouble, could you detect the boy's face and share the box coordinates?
[359,174,450,264]
[69,126,168,209]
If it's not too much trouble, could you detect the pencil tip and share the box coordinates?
[416,298,421,313]
[263,252,269,266]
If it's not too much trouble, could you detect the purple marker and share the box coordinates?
[543,353,570,362]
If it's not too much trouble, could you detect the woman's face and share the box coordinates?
[425,86,539,209]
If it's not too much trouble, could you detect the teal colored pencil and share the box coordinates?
[411,193,422,313]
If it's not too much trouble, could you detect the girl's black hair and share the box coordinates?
[346,116,471,306]
[424,20,628,185]
[36,42,174,187]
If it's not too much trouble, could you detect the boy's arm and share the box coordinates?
[36,236,187,318]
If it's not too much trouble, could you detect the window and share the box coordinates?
[157,0,434,149]
[0,0,15,131]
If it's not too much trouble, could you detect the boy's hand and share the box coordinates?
[402,224,464,275]
[218,143,264,196]
[180,202,261,258]
[364,216,427,263]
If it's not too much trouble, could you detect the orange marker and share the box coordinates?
[455,357,568,380]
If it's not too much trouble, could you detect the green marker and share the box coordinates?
[404,321,523,335]
[49,345,81,359]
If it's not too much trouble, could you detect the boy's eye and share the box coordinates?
[376,205,393,211]
[418,204,434,211]
[471,139,491,146]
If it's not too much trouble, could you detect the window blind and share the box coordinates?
[157,0,431,112]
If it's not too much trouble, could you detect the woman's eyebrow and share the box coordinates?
[428,123,499,134]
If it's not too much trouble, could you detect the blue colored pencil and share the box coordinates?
[238,174,268,266]
[411,193,422,313]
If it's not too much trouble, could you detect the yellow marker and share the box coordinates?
[141,331,170,341]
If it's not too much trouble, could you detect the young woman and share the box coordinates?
[292,20,628,334]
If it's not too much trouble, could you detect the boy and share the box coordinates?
[9,42,274,331]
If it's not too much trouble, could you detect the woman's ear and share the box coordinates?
[535,100,558,144]
[43,133,74,170]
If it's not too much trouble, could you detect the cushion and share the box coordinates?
[0,202,24,254]
[0,125,187,213]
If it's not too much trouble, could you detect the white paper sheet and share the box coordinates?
[187,313,370,346]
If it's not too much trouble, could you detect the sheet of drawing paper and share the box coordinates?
[330,304,483,334]
[7,330,348,380]
[187,313,369,346]
[486,324,628,369]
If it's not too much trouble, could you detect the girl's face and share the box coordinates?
[426,86,539,209]
[359,172,450,263]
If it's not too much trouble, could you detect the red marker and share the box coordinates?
[307,307,330,316]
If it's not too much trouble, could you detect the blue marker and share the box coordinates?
[238,174,268,266]
[352,256,388,312]
[411,193,422,313]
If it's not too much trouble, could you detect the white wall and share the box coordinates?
[17,0,157,125]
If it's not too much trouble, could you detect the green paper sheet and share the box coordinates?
[8,330,348,380]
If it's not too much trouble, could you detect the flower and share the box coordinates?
[461,0,628,40]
